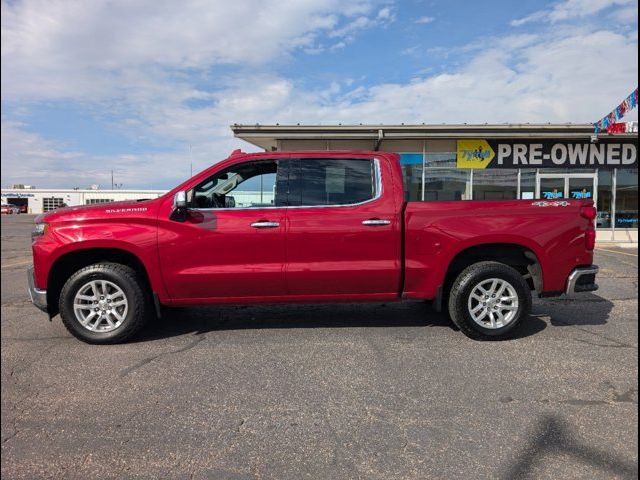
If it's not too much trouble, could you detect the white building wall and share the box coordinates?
[1,188,273,213]
[1,189,166,214]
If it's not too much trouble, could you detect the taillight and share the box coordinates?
[580,206,597,220]
[580,206,597,251]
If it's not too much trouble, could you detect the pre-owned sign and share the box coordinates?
[456,139,638,169]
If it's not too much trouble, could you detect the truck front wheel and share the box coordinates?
[59,263,150,344]
[448,261,531,340]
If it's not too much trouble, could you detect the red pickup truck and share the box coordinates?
[28,150,598,343]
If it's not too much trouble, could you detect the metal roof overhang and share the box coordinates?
[231,123,638,150]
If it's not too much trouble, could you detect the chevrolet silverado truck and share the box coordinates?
[28,150,599,343]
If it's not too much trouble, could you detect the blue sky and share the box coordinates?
[1,0,638,189]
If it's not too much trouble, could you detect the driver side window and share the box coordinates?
[189,160,281,209]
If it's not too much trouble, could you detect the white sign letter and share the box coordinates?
[551,144,567,165]
[513,144,528,165]
[497,144,511,165]
[529,144,543,165]
[607,144,620,165]
[622,144,636,165]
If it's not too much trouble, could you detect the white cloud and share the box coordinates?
[0,120,222,189]
[1,0,638,189]
[415,16,435,24]
[328,7,395,40]
[1,0,386,100]
[511,0,635,26]
[401,46,420,55]
[207,28,638,127]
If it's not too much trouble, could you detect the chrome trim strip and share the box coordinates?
[190,158,383,212]
[565,265,599,296]
[27,266,48,312]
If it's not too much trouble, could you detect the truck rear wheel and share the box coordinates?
[59,263,149,344]
[448,261,531,340]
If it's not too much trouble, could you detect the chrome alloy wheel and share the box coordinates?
[73,280,128,332]
[467,278,519,329]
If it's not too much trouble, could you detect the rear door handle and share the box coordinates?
[250,221,280,228]
[362,219,391,226]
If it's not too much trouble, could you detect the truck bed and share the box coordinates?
[402,199,595,299]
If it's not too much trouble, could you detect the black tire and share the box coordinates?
[447,261,531,340]
[59,263,150,344]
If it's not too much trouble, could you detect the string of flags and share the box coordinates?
[593,87,638,133]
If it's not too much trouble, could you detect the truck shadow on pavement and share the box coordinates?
[500,414,638,479]
[535,292,615,328]
[132,301,554,343]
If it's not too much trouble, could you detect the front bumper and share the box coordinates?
[27,266,48,312]
[565,265,599,296]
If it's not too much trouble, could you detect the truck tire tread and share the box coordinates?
[448,261,532,341]
[59,262,149,344]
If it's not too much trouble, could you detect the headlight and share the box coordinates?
[32,223,48,239]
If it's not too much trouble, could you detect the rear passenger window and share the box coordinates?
[290,159,376,206]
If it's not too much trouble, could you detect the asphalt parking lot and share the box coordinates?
[1,214,638,479]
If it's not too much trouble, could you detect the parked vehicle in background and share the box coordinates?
[28,150,599,344]
[19,204,28,213]
[1,204,20,215]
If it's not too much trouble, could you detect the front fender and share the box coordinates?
[33,219,168,301]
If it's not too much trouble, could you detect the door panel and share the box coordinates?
[157,159,287,300]
[285,158,401,297]
[158,209,286,300]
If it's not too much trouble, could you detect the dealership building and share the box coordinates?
[233,123,638,243]
[3,123,637,243]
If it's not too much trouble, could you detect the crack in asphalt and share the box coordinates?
[3,359,58,445]
[1,299,33,308]
[501,387,638,407]
[541,297,638,304]
[118,333,208,378]
[552,318,636,348]
[2,335,72,342]
[571,337,637,349]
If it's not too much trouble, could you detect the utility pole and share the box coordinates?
[111,170,114,190]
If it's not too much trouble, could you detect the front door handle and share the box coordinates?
[362,219,391,226]
[251,221,280,229]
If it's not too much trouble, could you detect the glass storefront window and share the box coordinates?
[425,153,457,168]
[520,169,536,199]
[472,169,518,200]
[597,170,613,228]
[615,169,638,228]
[539,177,565,199]
[401,165,423,201]
[396,149,638,233]
[424,169,470,200]
[400,153,423,201]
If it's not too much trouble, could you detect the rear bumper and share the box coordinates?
[27,266,48,312]
[565,265,599,296]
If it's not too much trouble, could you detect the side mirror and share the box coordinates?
[173,191,187,210]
